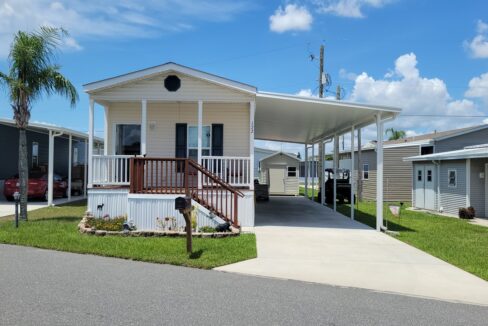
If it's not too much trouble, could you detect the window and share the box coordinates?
[287,166,297,177]
[188,126,211,161]
[362,163,369,180]
[32,142,39,168]
[417,169,422,181]
[421,146,434,155]
[115,124,141,155]
[448,169,457,188]
[427,169,432,182]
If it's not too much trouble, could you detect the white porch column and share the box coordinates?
[48,130,54,206]
[311,143,315,201]
[141,99,147,156]
[197,100,203,189]
[68,134,72,200]
[304,144,309,199]
[103,105,109,155]
[83,140,88,197]
[249,101,255,190]
[350,126,355,220]
[88,98,94,188]
[321,140,326,205]
[376,113,384,231]
[333,134,338,211]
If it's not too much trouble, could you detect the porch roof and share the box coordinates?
[254,91,401,144]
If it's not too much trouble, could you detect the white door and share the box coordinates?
[414,165,425,208]
[269,167,286,194]
[424,164,436,210]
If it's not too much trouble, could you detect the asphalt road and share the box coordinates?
[0,245,487,326]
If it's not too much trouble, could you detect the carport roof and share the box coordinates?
[255,91,401,144]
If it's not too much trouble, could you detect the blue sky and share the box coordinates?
[1,0,488,153]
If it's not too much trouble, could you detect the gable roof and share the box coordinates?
[260,151,302,162]
[83,62,257,94]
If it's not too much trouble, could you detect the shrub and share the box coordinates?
[86,217,126,231]
[459,207,476,219]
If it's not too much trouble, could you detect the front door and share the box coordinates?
[414,165,425,208]
[269,167,286,194]
[424,164,436,210]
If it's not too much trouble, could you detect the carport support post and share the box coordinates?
[376,114,384,231]
[333,134,338,211]
[311,143,315,201]
[304,144,309,199]
[350,126,355,220]
[88,98,94,188]
[68,134,72,200]
[321,140,326,205]
[48,130,54,206]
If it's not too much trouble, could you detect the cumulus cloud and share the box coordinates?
[296,89,315,97]
[464,20,488,58]
[312,0,392,18]
[348,53,485,133]
[465,72,488,101]
[0,0,251,58]
[269,4,313,33]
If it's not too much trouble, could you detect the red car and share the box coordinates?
[3,172,68,201]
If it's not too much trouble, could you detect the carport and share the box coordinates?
[254,91,401,230]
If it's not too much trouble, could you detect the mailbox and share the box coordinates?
[175,196,191,210]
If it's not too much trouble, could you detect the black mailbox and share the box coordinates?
[175,196,191,210]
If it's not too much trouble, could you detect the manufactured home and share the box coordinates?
[84,62,400,229]
[259,152,301,195]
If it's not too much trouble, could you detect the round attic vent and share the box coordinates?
[164,75,181,92]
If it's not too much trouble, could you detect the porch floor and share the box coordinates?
[216,196,488,306]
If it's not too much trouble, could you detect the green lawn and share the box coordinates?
[0,201,257,269]
[336,201,488,281]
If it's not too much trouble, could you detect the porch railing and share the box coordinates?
[201,156,252,187]
[92,155,132,185]
[130,157,243,226]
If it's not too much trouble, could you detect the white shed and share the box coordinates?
[260,152,301,195]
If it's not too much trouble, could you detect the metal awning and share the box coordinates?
[404,146,488,162]
[255,91,401,144]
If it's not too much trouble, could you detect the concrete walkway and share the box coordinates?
[216,196,488,306]
[0,196,85,218]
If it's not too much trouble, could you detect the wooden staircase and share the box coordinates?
[130,157,244,227]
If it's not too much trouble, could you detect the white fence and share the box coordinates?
[201,156,252,187]
[92,155,132,186]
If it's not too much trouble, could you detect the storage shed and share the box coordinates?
[260,152,301,195]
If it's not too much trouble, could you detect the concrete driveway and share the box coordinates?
[216,196,488,306]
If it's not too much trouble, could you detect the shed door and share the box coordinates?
[414,165,425,209]
[269,167,286,194]
[424,164,435,210]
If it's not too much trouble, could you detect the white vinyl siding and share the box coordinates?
[92,73,253,102]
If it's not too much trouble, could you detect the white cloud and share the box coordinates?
[296,89,315,97]
[0,0,251,58]
[348,53,486,133]
[464,20,488,58]
[484,118,488,124]
[269,4,313,33]
[339,68,357,80]
[465,72,488,101]
[312,0,392,18]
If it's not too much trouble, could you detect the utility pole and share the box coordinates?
[336,85,345,150]
[318,45,324,98]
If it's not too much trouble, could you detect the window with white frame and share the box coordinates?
[287,166,297,177]
[448,169,457,188]
[362,163,369,180]
[188,125,211,161]
[115,124,141,155]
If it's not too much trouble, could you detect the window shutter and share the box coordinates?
[211,124,224,156]
[175,123,187,158]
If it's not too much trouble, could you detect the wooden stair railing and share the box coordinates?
[130,157,244,227]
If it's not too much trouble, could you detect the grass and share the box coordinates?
[0,201,257,269]
[299,185,319,201]
[336,201,488,281]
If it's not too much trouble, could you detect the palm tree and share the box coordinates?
[0,27,78,221]
[385,128,406,141]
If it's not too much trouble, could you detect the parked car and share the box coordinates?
[3,172,68,201]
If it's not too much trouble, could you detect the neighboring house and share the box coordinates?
[254,147,276,181]
[0,118,103,203]
[84,62,399,229]
[341,124,488,202]
[259,152,301,195]
[405,145,488,218]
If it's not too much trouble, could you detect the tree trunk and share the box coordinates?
[19,128,28,221]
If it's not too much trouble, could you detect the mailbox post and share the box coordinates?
[175,196,193,253]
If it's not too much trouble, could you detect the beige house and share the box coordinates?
[84,62,400,229]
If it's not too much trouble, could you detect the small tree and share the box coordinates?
[385,128,406,141]
[0,27,78,220]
